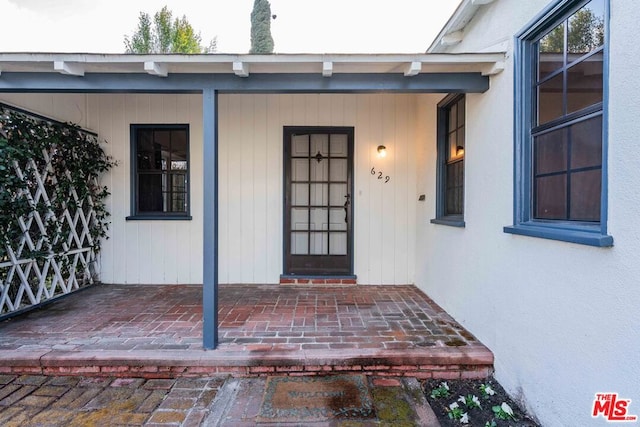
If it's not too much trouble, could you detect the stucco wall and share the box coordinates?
[416,0,640,425]
[0,92,421,286]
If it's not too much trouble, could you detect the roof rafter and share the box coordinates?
[53,61,84,76]
[144,61,168,77]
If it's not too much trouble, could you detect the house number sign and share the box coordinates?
[371,167,390,183]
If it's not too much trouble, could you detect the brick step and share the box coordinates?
[0,348,493,380]
[279,276,357,285]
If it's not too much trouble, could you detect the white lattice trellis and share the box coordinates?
[1,115,102,318]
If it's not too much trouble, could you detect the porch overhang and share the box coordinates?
[0,52,505,93]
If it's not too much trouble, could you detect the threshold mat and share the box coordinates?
[256,374,374,423]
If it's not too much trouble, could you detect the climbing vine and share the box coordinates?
[0,103,116,315]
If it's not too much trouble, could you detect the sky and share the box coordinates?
[0,0,461,54]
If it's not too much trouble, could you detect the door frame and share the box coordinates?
[282,126,355,276]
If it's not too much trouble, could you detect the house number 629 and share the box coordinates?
[371,167,390,183]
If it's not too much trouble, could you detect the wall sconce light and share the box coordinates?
[456,145,464,156]
[377,145,387,158]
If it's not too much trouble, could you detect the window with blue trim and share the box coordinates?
[505,0,612,246]
[431,94,465,227]
[128,124,191,220]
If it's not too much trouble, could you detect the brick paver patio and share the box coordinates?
[0,284,493,379]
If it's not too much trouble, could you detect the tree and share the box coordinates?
[540,8,604,53]
[250,0,274,54]
[124,6,217,54]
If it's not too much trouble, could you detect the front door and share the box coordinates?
[284,127,354,275]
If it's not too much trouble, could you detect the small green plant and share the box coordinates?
[447,401,467,422]
[480,383,496,398]
[485,421,497,427]
[429,381,451,399]
[458,394,482,409]
[492,402,516,420]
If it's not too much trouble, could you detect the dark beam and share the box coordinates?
[0,72,490,94]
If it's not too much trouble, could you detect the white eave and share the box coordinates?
[0,52,506,77]
[427,0,497,53]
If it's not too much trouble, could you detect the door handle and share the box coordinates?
[344,194,350,223]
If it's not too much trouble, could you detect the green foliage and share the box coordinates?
[0,104,116,269]
[429,382,451,399]
[250,0,274,54]
[124,5,217,54]
[540,7,604,53]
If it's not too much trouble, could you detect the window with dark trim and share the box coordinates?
[128,124,191,220]
[505,0,612,246]
[431,94,465,227]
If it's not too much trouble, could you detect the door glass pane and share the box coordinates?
[567,53,603,114]
[538,23,564,80]
[568,0,605,55]
[329,233,347,255]
[570,169,601,221]
[310,134,329,157]
[535,128,567,175]
[292,134,309,156]
[291,232,308,255]
[292,183,308,205]
[330,134,348,156]
[329,159,347,182]
[329,184,347,206]
[570,115,602,169]
[291,208,308,230]
[538,72,564,125]
[309,184,328,206]
[291,159,309,181]
[310,208,328,231]
[329,208,347,231]
[310,157,328,181]
[310,232,328,255]
[535,174,567,219]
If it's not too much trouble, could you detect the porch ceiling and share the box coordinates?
[0,52,505,77]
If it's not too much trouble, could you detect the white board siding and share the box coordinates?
[218,94,419,285]
[1,92,420,285]
[0,93,204,285]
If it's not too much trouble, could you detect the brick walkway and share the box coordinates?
[0,374,223,427]
[0,284,492,379]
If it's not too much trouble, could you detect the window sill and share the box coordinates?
[126,215,192,221]
[503,224,613,247]
[430,218,465,228]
